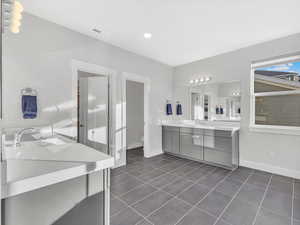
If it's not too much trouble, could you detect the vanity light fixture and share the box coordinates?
[5,0,24,34]
[189,76,212,85]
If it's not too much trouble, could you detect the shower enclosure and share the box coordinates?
[78,71,110,155]
[77,70,111,225]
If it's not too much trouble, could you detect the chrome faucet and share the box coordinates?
[14,127,37,147]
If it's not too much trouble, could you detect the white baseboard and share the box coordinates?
[126,142,143,150]
[240,160,300,179]
[144,149,163,158]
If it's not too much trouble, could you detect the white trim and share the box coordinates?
[249,54,300,135]
[251,54,300,68]
[126,142,143,150]
[249,125,300,136]
[188,87,202,120]
[70,59,117,156]
[122,72,151,160]
[254,90,300,97]
[240,160,300,179]
[143,150,163,158]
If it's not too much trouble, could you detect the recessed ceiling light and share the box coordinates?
[144,33,152,39]
[92,28,102,34]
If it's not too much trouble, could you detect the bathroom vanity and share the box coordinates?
[162,121,239,170]
[0,134,114,225]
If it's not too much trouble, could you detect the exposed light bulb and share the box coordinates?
[195,79,199,83]
[200,77,204,82]
[11,20,21,27]
[9,1,23,34]
[10,25,20,33]
[12,11,22,20]
[14,1,24,12]
[190,80,194,84]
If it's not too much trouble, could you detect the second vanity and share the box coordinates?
[162,120,239,170]
[1,132,114,225]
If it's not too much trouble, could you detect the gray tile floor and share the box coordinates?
[110,148,300,225]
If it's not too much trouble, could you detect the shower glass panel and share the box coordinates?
[78,71,109,154]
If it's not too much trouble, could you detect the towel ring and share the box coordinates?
[21,88,37,96]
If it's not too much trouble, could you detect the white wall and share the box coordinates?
[2,13,173,166]
[173,32,300,178]
[126,80,144,150]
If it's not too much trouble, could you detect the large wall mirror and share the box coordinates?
[190,81,241,122]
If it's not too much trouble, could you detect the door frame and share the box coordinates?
[71,59,117,156]
[122,72,151,159]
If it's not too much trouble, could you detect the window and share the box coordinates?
[250,54,300,134]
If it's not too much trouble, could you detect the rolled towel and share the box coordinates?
[166,103,172,115]
[22,95,37,119]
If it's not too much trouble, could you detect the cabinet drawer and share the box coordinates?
[180,133,203,160]
[180,127,203,135]
[204,135,232,153]
[163,126,180,132]
[204,148,232,167]
[204,129,232,137]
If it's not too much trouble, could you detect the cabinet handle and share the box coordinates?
[192,135,201,139]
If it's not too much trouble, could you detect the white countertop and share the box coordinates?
[161,120,240,132]
[1,136,114,199]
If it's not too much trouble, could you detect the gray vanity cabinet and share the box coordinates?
[162,125,239,170]
[162,126,180,154]
[180,128,203,160]
[203,130,233,167]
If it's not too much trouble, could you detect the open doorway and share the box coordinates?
[126,80,144,163]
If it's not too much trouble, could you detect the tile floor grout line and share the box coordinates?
[112,193,155,225]
[132,159,193,183]
[112,177,147,197]
[211,170,256,225]
[144,161,198,183]
[124,160,214,195]
[173,168,237,225]
[127,189,161,207]
[124,168,214,208]
[113,154,236,225]
[113,160,201,203]
[172,194,220,218]
[140,167,220,221]
[292,178,295,225]
[155,160,205,179]
[132,171,212,219]
[122,167,202,209]
[117,181,148,197]
[121,154,294,225]
[115,156,206,190]
[251,174,273,225]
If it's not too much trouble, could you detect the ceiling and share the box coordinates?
[20,0,300,66]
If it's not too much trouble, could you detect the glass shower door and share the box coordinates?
[78,71,111,225]
[78,73,109,154]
